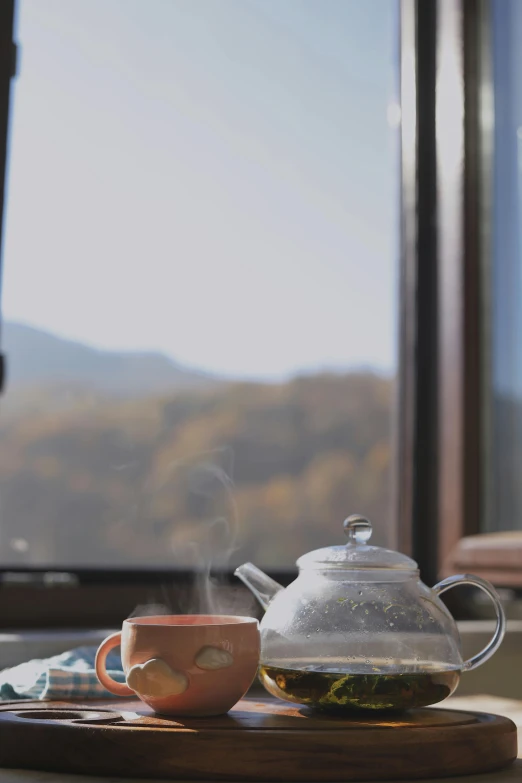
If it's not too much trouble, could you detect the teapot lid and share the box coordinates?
[296,515,418,571]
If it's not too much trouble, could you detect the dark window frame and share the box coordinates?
[399,0,491,589]
[0,0,13,396]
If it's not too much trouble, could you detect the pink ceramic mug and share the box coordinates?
[95,614,260,716]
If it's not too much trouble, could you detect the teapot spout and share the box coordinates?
[234,562,284,610]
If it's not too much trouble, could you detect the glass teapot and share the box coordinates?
[235,515,506,712]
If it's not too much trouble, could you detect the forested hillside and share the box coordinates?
[0,372,393,568]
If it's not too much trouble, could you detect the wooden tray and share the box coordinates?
[0,697,517,781]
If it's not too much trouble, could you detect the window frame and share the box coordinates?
[398,0,491,587]
[0,0,13,397]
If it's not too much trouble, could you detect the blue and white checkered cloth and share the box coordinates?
[0,646,127,701]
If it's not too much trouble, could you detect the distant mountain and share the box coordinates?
[1,322,220,396]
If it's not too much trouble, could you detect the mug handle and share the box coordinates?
[433,574,506,671]
[95,631,135,696]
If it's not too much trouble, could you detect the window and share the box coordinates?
[0,0,399,576]
[488,0,522,536]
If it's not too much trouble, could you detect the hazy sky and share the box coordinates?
[3,0,398,379]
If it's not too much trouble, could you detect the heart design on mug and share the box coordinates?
[126,658,188,698]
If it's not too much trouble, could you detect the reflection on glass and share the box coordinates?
[0,0,399,567]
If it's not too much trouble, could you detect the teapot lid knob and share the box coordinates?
[343,515,372,545]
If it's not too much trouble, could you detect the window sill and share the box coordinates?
[0,630,115,670]
[455,620,522,699]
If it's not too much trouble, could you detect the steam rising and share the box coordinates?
[129,449,257,619]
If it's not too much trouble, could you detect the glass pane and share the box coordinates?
[1,0,399,568]
[487,0,522,532]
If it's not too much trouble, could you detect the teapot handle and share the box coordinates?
[433,574,506,671]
